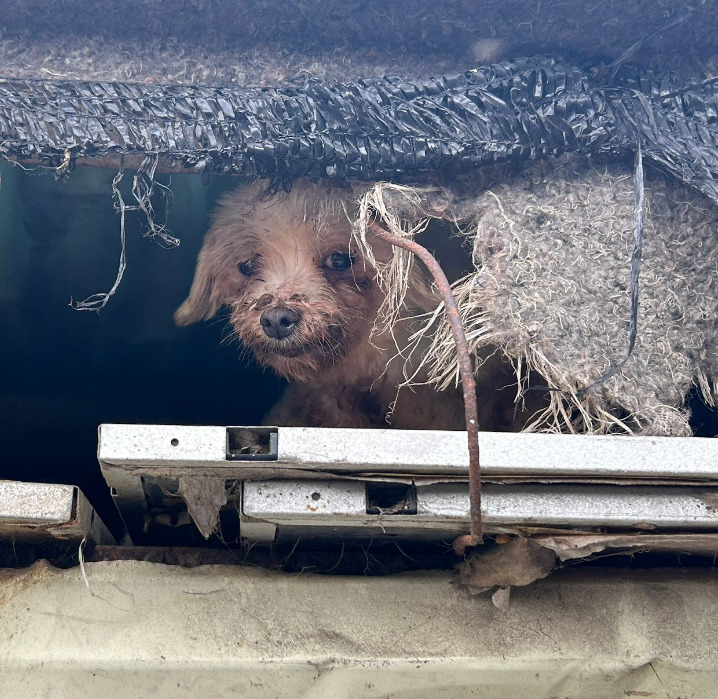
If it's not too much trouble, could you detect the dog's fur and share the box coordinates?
[175,180,523,429]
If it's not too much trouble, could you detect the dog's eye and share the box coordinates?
[238,256,259,277]
[323,251,356,271]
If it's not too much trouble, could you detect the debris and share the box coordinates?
[458,537,556,592]
[70,155,178,312]
[178,476,228,539]
[490,586,511,611]
[534,533,718,560]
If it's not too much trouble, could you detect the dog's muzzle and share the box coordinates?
[260,306,301,339]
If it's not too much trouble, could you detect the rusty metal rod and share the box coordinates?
[369,221,482,553]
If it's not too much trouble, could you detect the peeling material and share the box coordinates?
[534,533,718,560]
[177,476,228,540]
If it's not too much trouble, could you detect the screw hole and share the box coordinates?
[311,492,321,501]
[171,438,179,447]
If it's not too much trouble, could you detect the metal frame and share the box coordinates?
[99,424,718,480]
[98,424,718,545]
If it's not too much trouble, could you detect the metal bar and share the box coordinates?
[0,480,115,544]
[100,424,227,467]
[242,481,718,531]
[0,481,74,525]
[99,424,718,481]
[101,464,153,544]
[99,424,718,543]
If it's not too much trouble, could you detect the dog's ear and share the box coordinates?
[174,247,225,326]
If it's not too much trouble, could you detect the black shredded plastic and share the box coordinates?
[2,56,718,203]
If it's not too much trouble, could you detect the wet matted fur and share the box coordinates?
[357,156,718,436]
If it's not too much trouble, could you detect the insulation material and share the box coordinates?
[360,155,718,436]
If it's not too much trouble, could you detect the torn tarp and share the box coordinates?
[2,56,718,204]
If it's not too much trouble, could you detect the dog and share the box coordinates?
[175,179,525,430]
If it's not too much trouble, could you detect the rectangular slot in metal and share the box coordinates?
[366,483,417,515]
[226,427,278,461]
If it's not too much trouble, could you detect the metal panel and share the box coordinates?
[243,481,367,518]
[277,429,718,480]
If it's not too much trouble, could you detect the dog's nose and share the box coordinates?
[260,307,301,339]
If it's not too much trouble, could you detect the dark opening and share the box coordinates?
[226,427,278,461]
[0,164,285,537]
[366,483,418,516]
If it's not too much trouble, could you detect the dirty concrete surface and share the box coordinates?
[0,561,715,698]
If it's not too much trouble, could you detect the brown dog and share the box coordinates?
[175,180,522,429]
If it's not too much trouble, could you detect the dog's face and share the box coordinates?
[175,181,387,381]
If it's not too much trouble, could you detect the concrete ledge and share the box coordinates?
[1,561,716,698]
